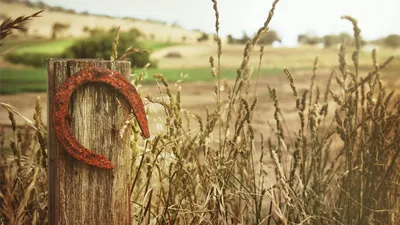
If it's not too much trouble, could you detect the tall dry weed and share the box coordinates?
[0,99,47,225]
[1,1,399,225]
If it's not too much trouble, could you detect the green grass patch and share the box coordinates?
[0,67,291,95]
[0,39,46,53]
[143,41,178,51]
[0,39,76,54]
[138,67,288,83]
[0,68,47,82]
[14,39,76,54]
[1,39,76,68]
[1,39,174,55]
[1,39,176,68]
[0,68,47,94]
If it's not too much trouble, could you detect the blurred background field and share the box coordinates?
[1,41,399,94]
[0,0,398,128]
[0,0,399,126]
[1,0,399,95]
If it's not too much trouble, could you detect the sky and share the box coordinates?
[31,0,400,46]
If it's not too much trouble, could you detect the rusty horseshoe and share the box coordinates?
[52,67,150,169]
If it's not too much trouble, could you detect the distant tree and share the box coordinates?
[338,32,353,45]
[127,28,142,38]
[383,34,400,48]
[297,33,321,46]
[197,32,209,42]
[227,34,234,44]
[65,9,76,14]
[63,31,155,68]
[322,34,340,48]
[182,36,187,42]
[82,26,90,33]
[51,22,70,39]
[171,21,181,28]
[257,30,281,45]
[307,37,321,45]
[297,34,307,45]
[297,33,322,46]
[213,34,219,42]
[225,33,252,44]
[51,6,64,12]
[82,26,111,37]
[36,1,46,9]
[102,27,142,38]
[336,32,366,47]
[239,31,250,44]
[24,1,35,7]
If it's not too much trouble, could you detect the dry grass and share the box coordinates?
[1,0,400,224]
[0,99,47,225]
[0,10,42,47]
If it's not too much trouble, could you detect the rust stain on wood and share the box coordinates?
[52,66,150,169]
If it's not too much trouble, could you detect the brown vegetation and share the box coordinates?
[1,0,399,224]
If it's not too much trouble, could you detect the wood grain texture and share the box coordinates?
[48,59,133,225]
[52,67,149,169]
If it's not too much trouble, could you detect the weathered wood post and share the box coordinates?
[47,59,135,225]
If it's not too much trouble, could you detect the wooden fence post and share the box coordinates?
[47,59,133,225]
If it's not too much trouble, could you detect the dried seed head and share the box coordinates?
[111,26,120,61]
[341,15,361,50]
[9,112,16,132]
[284,68,298,97]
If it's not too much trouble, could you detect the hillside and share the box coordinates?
[0,0,203,43]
